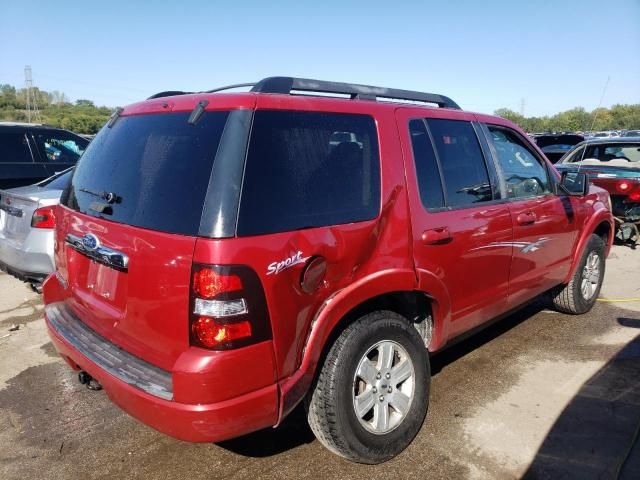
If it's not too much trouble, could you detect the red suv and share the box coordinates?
[43,77,613,463]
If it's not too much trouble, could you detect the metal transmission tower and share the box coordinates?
[24,65,42,123]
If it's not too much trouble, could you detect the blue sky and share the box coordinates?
[1,0,639,116]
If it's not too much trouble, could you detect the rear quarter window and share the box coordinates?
[237,110,381,236]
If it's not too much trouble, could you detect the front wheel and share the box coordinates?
[550,234,605,314]
[305,311,430,464]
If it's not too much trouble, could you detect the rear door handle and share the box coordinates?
[421,227,452,245]
[516,212,537,225]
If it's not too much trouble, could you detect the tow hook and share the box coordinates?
[78,371,103,391]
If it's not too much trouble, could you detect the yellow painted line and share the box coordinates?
[597,298,640,303]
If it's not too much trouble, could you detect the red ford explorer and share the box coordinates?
[43,77,613,463]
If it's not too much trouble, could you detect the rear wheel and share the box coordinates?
[305,311,429,464]
[550,234,605,314]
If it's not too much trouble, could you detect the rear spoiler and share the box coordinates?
[0,190,40,204]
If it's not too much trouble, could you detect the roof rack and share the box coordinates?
[147,76,460,109]
[147,90,192,99]
[251,77,460,109]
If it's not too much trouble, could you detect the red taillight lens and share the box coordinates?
[31,207,56,229]
[629,190,640,202]
[191,317,252,348]
[193,268,242,299]
[616,180,632,193]
[189,264,271,350]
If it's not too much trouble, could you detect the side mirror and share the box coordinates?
[557,171,589,196]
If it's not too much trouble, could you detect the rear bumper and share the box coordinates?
[0,229,54,282]
[45,300,279,443]
[0,257,48,283]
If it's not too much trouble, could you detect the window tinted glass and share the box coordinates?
[238,110,380,236]
[426,119,492,207]
[65,111,229,235]
[488,126,551,198]
[409,119,444,209]
[0,132,32,163]
[33,131,88,163]
[39,169,73,189]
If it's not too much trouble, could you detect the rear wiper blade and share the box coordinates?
[79,188,120,204]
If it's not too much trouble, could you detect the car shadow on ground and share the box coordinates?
[217,301,547,458]
[523,316,640,479]
[430,301,546,375]
[217,404,316,457]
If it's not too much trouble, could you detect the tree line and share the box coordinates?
[1,83,639,135]
[0,84,113,134]
[494,104,640,133]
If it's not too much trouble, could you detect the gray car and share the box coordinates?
[0,168,72,290]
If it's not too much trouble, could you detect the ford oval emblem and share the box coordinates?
[82,234,100,251]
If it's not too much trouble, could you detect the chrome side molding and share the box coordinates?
[65,233,129,272]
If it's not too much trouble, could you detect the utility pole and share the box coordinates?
[24,65,41,124]
[519,97,526,117]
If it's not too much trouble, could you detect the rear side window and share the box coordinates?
[427,119,492,207]
[237,110,380,236]
[33,131,88,164]
[0,132,33,163]
[65,111,229,236]
[409,119,444,209]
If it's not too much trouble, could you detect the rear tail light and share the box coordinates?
[189,265,271,350]
[629,190,640,202]
[616,180,632,193]
[31,206,56,229]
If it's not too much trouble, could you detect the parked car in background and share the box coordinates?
[534,133,585,163]
[593,131,613,138]
[556,137,640,244]
[623,130,640,137]
[0,168,73,291]
[43,76,612,464]
[0,122,88,189]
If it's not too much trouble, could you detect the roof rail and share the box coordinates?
[251,76,460,109]
[146,77,460,109]
[205,82,255,93]
[147,90,192,99]
[147,83,255,99]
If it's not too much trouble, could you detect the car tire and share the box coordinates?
[550,234,605,314]
[305,310,430,464]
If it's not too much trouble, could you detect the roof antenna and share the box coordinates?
[576,75,610,175]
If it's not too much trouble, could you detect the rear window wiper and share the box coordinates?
[79,188,121,204]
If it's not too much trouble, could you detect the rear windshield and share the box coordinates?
[564,143,640,166]
[64,111,229,235]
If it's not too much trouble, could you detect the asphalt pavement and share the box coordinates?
[0,245,639,480]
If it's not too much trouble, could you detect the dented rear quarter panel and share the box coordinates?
[193,98,414,383]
